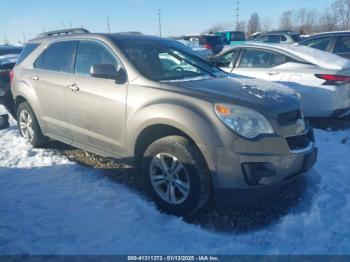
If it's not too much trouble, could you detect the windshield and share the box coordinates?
[115,39,221,81]
[0,46,23,56]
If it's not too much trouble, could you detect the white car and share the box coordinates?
[210,43,350,118]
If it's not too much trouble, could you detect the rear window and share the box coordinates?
[0,46,22,56]
[35,41,78,73]
[16,44,39,65]
[203,36,223,45]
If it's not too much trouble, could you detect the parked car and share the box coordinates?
[209,43,350,119]
[298,31,350,59]
[0,46,22,116]
[182,34,224,54]
[176,40,213,58]
[0,45,23,56]
[10,29,317,216]
[247,32,261,41]
[215,31,246,46]
[254,32,301,44]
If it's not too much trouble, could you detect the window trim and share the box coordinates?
[32,38,128,81]
[73,39,124,79]
[331,35,350,54]
[237,48,273,68]
[299,35,334,51]
[33,40,79,75]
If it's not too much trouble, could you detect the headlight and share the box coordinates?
[214,103,274,139]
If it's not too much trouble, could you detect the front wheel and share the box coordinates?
[142,136,211,217]
[17,102,48,147]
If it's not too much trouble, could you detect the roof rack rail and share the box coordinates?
[36,28,90,38]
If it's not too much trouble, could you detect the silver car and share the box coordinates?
[210,43,350,119]
[10,29,317,216]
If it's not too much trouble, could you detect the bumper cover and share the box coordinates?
[215,146,318,208]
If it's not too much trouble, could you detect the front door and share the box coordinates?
[66,40,127,157]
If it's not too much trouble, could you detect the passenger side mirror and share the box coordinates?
[90,64,127,84]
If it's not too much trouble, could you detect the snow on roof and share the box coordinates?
[243,42,350,71]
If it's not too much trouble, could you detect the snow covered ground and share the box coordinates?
[0,105,350,255]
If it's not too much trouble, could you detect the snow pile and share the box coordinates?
[1,105,350,254]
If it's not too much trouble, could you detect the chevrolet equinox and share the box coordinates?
[10,29,317,216]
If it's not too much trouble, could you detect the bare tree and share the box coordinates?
[261,18,272,32]
[247,12,261,35]
[318,6,339,32]
[293,8,319,34]
[333,0,350,29]
[279,10,294,31]
[237,20,247,32]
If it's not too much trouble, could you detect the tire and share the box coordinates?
[17,102,48,147]
[141,136,211,217]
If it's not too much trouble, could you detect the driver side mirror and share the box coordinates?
[90,64,127,84]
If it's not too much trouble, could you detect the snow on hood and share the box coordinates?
[228,74,296,97]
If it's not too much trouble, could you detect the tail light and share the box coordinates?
[203,43,212,50]
[9,70,14,85]
[315,74,350,85]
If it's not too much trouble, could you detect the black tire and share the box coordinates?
[141,136,211,217]
[16,102,48,147]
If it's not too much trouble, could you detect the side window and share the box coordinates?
[16,43,39,65]
[75,41,119,75]
[38,41,78,73]
[333,36,350,53]
[239,49,271,68]
[219,50,236,67]
[281,35,287,42]
[300,37,332,51]
[268,35,280,43]
[269,53,289,67]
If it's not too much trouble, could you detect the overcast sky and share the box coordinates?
[1,0,334,44]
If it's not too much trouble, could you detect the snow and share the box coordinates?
[1,104,350,255]
[243,42,350,71]
[228,74,296,96]
[0,54,19,65]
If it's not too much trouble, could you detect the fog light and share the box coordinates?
[242,163,276,186]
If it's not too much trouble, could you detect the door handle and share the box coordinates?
[67,83,80,92]
[267,71,280,76]
[31,76,39,80]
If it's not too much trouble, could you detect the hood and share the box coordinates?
[162,75,300,118]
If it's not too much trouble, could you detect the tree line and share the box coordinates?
[205,0,350,35]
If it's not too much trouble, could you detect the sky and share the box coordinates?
[1,0,334,44]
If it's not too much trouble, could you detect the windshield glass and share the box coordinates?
[114,38,221,81]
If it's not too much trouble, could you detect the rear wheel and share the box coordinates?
[17,102,48,147]
[141,136,211,217]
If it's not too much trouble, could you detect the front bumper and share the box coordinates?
[212,127,318,208]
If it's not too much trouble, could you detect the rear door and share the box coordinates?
[231,48,272,78]
[66,40,128,157]
[31,40,78,143]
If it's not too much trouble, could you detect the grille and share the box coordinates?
[277,110,301,126]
